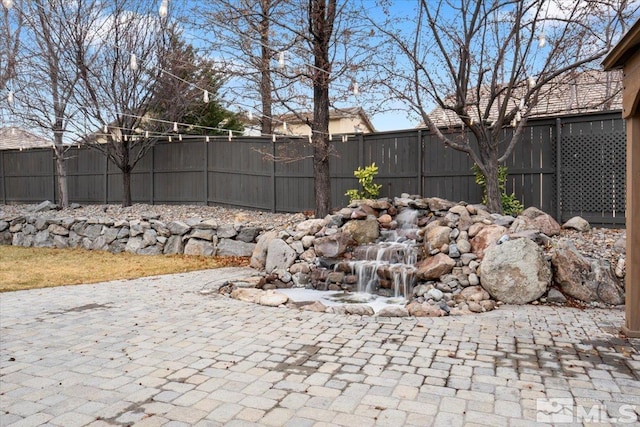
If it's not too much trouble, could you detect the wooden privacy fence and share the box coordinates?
[0,111,625,226]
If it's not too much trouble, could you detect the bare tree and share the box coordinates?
[196,0,291,135]
[0,1,21,92]
[74,0,173,207]
[10,0,102,208]
[199,0,379,216]
[374,0,638,213]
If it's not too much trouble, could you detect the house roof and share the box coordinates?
[277,106,376,133]
[603,18,640,69]
[425,69,622,128]
[0,127,53,150]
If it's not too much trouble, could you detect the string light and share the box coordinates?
[278,51,286,69]
[247,111,253,121]
[205,135,210,142]
[7,91,13,105]
[528,76,536,88]
[538,33,547,48]
[158,0,168,18]
[173,121,178,132]
[203,90,209,103]
[516,111,522,122]
[2,0,14,10]
[352,81,359,96]
[130,53,138,71]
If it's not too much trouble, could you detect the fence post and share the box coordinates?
[1,150,5,204]
[203,138,208,206]
[150,143,155,205]
[51,150,56,203]
[418,129,424,196]
[555,118,562,222]
[104,153,109,204]
[358,133,364,166]
[272,140,277,213]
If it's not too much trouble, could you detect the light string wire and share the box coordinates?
[5,0,359,141]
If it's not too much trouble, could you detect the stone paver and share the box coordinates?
[1,268,639,426]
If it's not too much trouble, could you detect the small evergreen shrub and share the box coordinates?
[346,162,382,202]
[473,164,524,216]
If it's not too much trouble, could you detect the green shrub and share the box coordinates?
[346,163,382,202]
[473,164,524,216]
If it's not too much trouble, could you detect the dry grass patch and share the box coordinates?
[0,245,249,292]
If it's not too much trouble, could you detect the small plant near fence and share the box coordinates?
[473,164,524,216]
[346,162,382,202]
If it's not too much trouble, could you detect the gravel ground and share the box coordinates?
[0,202,626,265]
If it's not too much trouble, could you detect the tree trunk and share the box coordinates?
[309,0,335,218]
[477,139,502,214]
[53,131,68,208]
[122,167,132,207]
[259,0,273,135]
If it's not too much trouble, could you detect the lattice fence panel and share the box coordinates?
[561,132,626,221]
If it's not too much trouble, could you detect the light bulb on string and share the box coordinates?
[2,0,14,10]
[247,110,253,121]
[516,111,522,122]
[352,81,359,96]
[130,53,138,71]
[158,0,168,18]
[203,90,209,103]
[538,33,547,48]
[527,76,536,88]
[173,122,178,132]
[278,51,286,69]
[7,91,13,105]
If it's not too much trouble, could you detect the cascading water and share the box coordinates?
[347,208,422,299]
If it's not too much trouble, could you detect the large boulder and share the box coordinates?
[264,239,297,273]
[250,230,278,269]
[184,238,217,256]
[478,238,551,304]
[425,225,452,252]
[314,232,352,258]
[470,224,507,259]
[551,238,624,305]
[510,207,560,237]
[416,253,455,280]
[217,239,256,257]
[342,218,379,244]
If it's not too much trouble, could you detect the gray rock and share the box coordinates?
[250,230,278,270]
[217,224,237,239]
[163,235,184,255]
[217,239,256,257]
[142,229,158,246]
[425,225,452,252]
[138,245,162,255]
[190,228,215,241]
[296,218,326,235]
[0,220,8,232]
[184,238,217,256]
[265,239,297,273]
[562,216,590,232]
[102,227,119,244]
[427,288,444,302]
[90,235,110,251]
[150,220,170,237]
[125,236,144,253]
[509,206,560,237]
[30,200,58,213]
[448,243,460,258]
[259,290,289,307]
[82,224,103,239]
[47,224,69,236]
[167,221,191,235]
[314,232,352,258]
[547,288,567,304]
[377,306,409,317]
[33,230,53,248]
[342,219,379,245]
[329,304,375,316]
[237,227,261,243]
[479,238,551,304]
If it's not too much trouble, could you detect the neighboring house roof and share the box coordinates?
[425,69,623,128]
[0,127,53,150]
[275,106,376,134]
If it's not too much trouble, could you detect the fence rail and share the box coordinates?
[0,111,625,226]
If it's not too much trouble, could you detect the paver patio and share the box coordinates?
[1,268,639,426]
